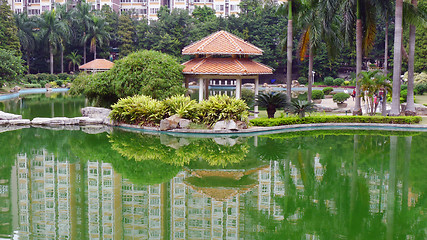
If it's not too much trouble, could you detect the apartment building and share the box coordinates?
[8,0,287,20]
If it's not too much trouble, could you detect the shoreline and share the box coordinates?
[0,88,70,101]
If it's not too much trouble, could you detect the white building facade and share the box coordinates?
[7,0,287,20]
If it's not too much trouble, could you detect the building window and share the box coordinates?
[28,0,40,3]
[42,5,50,12]
[215,5,224,11]
[121,0,131,2]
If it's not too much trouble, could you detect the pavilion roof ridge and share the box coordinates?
[182,30,263,56]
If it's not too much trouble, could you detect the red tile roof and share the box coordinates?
[182,57,273,75]
[79,59,114,70]
[182,30,263,56]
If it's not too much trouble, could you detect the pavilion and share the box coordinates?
[79,59,114,73]
[182,30,273,116]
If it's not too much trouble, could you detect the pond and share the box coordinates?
[0,91,88,119]
[0,92,426,239]
[0,126,426,239]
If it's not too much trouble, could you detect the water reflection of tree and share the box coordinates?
[248,133,426,239]
[109,131,251,168]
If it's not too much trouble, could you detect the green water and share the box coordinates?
[0,127,425,239]
[0,92,88,119]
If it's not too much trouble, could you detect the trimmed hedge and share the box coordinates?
[250,116,422,127]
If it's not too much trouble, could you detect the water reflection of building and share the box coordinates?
[7,150,421,238]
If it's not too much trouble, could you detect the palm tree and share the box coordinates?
[296,0,340,102]
[255,92,288,118]
[342,0,379,115]
[72,0,92,64]
[55,3,73,73]
[404,0,427,115]
[14,13,36,74]
[359,70,391,115]
[277,1,300,102]
[66,51,81,72]
[83,15,110,59]
[390,0,404,115]
[38,9,70,74]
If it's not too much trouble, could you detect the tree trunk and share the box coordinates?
[390,0,404,116]
[50,46,54,74]
[61,49,64,73]
[94,43,97,60]
[286,19,293,102]
[308,46,313,102]
[83,32,87,64]
[354,19,363,115]
[27,50,30,74]
[382,21,388,116]
[405,0,417,116]
[267,106,276,118]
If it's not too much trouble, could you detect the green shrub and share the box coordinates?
[23,83,41,88]
[163,95,198,120]
[401,84,407,91]
[415,82,427,95]
[400,89,408,103]
[333,92,350,103]
[322,87,334,95]
[250,116,422,127]
[343,80,351,86]
[324,76,334,86]
[199,94,249,126]
[49,81,58,88]
[70,50,185,100]
[110,95,166,125]
[334,78,344,86]
[241,88,255,107]
[57,73,70,80]
[55,80,63,87]
[24,74,38,83]
[312,90,324,100]
[298,76,308,85]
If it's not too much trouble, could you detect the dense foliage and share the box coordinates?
[110,94,249,127]
[250,116,422,126]
[71,50,185,101]
[0,0,20,54]
[0,48,26,84]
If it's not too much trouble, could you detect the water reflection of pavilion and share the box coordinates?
[3,148,421,239]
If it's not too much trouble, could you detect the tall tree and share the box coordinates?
[0,0,21,54]
[38,10,70,74]
[83,15,110,59]
[117,14,136,57]
[56,3,72,73]
[390,0,404,115]
[277,1,299,102]
[342,0,378,115]
[72,0,92,64]
[14,13,36,73]
[296,0,340,102]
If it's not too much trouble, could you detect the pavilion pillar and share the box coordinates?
[204,79,209,100]
[236,78,242,99]
[184,77,189,96]
[198,78,204,102]
[254,76,259,118]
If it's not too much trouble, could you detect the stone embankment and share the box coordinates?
[0,107,113,126]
